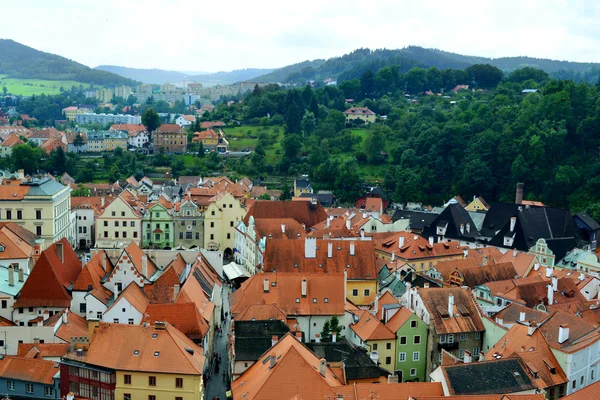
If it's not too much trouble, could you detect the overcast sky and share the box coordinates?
[2,0,600,72]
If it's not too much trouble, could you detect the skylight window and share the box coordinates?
[154,351,160,357]
[133,350,139,355]
[152,333,158,339]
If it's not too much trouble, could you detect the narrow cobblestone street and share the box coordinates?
[205,284,231,400]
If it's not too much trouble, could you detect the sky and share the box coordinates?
[2,0,600,72]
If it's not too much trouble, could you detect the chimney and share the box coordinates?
[448,294,454,318]
[114,283,119,300]
[496,317,504,326]
[301,278,307,297]
[325,218,330,229]
[360,230,365,239]
[463,350,472,363]
[102,252,107,272]
[33,337,40,344]
[269,353,276,368]
[141,255,148,278]
[332,332,337,343]
[558,324,570,344]
[545,266,553,278]
[328,242,333,258]
[350,242,355,256]
[519,311,526,322]
[387,374,399,383]
[547,283,554,305]
[62,309,68,324]
[552,276,558,291]
[319,358,327,377]
[295,331,303,341]
[516,183,523,205]
[460,224,465,235]
[528,322,537,336]
[464,248,469,258]
[579,273,586,281]
[173,284,180,300]
[479,352,485,362]
[281,223,285,234]
[466,222,471,234]
[305,238,317,258]
[429,237,434,246]
[101,197,105,208]
[508,217,517,233]
[483,255,488,266]
[399,236,405,248]
[271,335,279,347]
[534,263,540,271]
[56,242,64,262]
[315,333,321,343]
[18,267,24,282]
[424,282,429,288]
[345,219,351,230]
[391,251,395,261]
[81,254,86,269]
[263,278,269,293]
[7,265,14,287]
[362,212,367,219]
[513,248,517,257]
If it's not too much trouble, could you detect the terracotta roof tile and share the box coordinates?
[337,382,444,399]
[433,260,518,288]
[419,287,485,334]
[72,251,113,305]
[143,302,209,339]
[244,200,328,227]
[17,343,69,359]
[0,356,59,385]
[236,304,288,321]
[562,380,600,399]
[350,310,396,341]
[537,311,600,353]
[254,218,306,241]
[51,310,89,342]
[499,250,537,277]
[106,283,149,315]
[373,232,465,260]
[384,306,414,333]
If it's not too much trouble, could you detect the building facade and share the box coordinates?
[204,192,245,255]
[173,199,204,249]
[142,202,174,249]
[153,124,188,153]
[76,113,141,125]
[95,195,142,248]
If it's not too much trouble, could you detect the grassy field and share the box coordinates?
[223,125,283,163]
[0,74,89,96]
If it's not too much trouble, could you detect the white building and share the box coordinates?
[175,115,195,127]
[130,130,150,148]
[102,283,148,325]
[76,113,142,125]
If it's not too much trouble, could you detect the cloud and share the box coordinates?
[1,0,599,72]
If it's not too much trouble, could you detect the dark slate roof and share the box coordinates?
[295,178,311,189]
[422,203,479,240]
[479,202,520,238]
[575,212,600,231]
[306,340,389,381]
[299,193,335,207]
[392,210,438,231]
[234,320,290,361]
[366,187,388,200]
[443,359,536,395]
[378,267,407,297]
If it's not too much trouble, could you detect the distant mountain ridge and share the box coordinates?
[253,46,600,84]
[95,65,276,85]
[0,39,137,87]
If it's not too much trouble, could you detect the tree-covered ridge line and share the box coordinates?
[0,39,138,87]
[253,47,600,85]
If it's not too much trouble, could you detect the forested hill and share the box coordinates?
[0,39,137,87]
[253,47,600,84]
[95,65,275,85]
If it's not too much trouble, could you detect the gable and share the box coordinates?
[103,251,145,290]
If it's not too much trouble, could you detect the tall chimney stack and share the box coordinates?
[516,183,523,205]
[141,255,148,278]
[328,242,333,258]
[263,278,270,293]
[18,267,24,282]
[7,265,14,287]
[547,283,554,305]
[301,278,307,297]
[319,358,327,377]
[448,294,454,318]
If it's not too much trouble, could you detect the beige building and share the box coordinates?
[204,192,245,256]
[95,88,114,103]
[95,193,143,248]
[0,177,72,244]
[344,107,376,124]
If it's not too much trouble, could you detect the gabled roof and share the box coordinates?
[385,306,414,333]
[419,287,485,334]
[0,133,23,147]
[350,310,396,341]
[537,311,600,353]
[574,212,600,231]
[66,322,205,375]
[46,310,89,342]
[498,250,537,277]
[234,320,291,361]
[493,303,548,326]
[230,273,345,317]
[155,123,184,133]
[124,241,158,278]
[244,200,328,228]
[433,260,518,288]
[562,379,600,399]
[372,231,464,260]
[72,251,113,305]
[231,333,343,400]
[14,238,81,308]
[422,203,480,240]
[0,356,59,385]
[263,238,377,281]
[254,218,306,241]
[17,343,69,359]
[236,303,288,321]
[392,209,439,231]
[441,358,536,395]
[143,302,209,339]
[344,107,375,116]
[144,264,181,303]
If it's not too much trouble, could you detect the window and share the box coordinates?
[134,232,138,238]
[26,383,34,393]
[210,234,214,240]
[0,340,3,347]
[175,377,183,388]
[79,303,86,313]
[104,221,108,227]
[230,221,234,227]
[312,298,317,303]
[6,210,11,220]
[364,289,370,296]
[124,395,131,400]
[474,331,481,340]
[16,210,22,219]
[37,226,42,236]
[131,221,135,227]
[373,343,378,350]
[572,380,576,390]
[352,289,358,296]
[1,300,6,309]
[186,232,192,239]
[447,334,454,344]
[155,233,160,241]
[324,298,329,303]
[114,317,120,323]
[128,319,134,325]
[122,211,126,217]
[592,369,595,380]
[410,320,418,328]
[115,232,119,238]
[385,356,391,364]
[114,221,119,227]
[7,381,14,391]
[124,374,131,384]
[581,376,585,386]
[176,397,183,400]
[413,352,420,361]
[227,233,231,239]
[211,211,215,216]
[459,332,467,341]
[44,387,54,396]
[400,336,407,345]
[149,376,156,386]
[210,222,214,228]
[386,343,391,350]
[148,396,156,400]
[459,349,465,358]
[398,352,406,362]
[473,347,480,356]
[195,232,200,239]
[36,210,42,219]
[440,334,447,344]
[414,335,421,345]
[123,231,127,238]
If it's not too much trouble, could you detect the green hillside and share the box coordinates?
[0,39,137,87]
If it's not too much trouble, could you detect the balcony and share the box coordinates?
[438,341,459,351]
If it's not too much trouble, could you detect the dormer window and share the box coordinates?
[0,245,5,252]
[133,350,139,355]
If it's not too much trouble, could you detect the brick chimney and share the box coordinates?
[271,335,279,347]
[315,333,321,343]
[515,183,523,205]
[18,267,24,282]
[295,331,303,341]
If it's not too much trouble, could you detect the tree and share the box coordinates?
[282,134,302,159]
[50,147,67,174]
[12,144,43,175]
[465,64,504,88]
[142,108,161,133]
[2,86,7,95]
[73,134,85,147]
[320,315,345,342]
[198,141,204,157]
[258,193,271,200]
[285,95,303,135]
[71,184,91,197]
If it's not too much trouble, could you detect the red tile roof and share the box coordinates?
[72,251,113,305]
[155,124,184,133]
[17,343,69,359]
[244,200,328,228]
[562,380,600,399]
[344,107,375,116]
[143,302,209,339]
[350,310,396,341]
[0,356,59,385]
[418,287,485,334]
[373,232,465,260]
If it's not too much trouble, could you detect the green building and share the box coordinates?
[142,201,174,249]
[385,306,428,382]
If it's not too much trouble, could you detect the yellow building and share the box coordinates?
[344,107,376,124]
[204,192,246,255]
[465,196,490,212]
[0,176,72,244]
[95,192,142,248]
[63,106,79,121]
[86,130,128,152]
[293,177,313,197]
[347,280,378,307]
[95,88,114,103]
[349,310,396,372]
[62,322,205,400]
